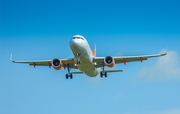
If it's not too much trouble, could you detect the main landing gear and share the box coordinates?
[66,74,72,79]
[66,64,73,79]
[100,63,107,78]
[76,53,81,64]
[100,72,107,78]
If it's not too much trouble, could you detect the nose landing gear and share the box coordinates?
[76,53,81,64]
[77,61,81,64]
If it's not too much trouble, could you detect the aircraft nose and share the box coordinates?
[69,39,80,49]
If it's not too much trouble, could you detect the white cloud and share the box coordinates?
[122,109,180,114]
[138,49,180,80]
[150,109,180,114]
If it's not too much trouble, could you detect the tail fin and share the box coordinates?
[11,53,12,61]
[94,44,96,57]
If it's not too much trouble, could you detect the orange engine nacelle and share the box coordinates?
[104,56,115,67]
[52,58,62,70]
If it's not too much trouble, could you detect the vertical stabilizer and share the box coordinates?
[11,53,12,61]
[94,44,96,57]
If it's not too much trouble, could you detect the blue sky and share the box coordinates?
[0,0,180,114]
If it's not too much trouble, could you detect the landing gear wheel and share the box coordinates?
[100,72,107,78]
[70,74,73,79]
[66,74,68,79]
[100,72,103,78]
[105,72,107,77]
[77,61,81,64]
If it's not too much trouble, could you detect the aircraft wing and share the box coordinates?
[11,54,77,69]
[93,53,167,68]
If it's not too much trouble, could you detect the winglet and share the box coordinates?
[94,44,96,57]
[161,53,167,56]
[11,53,12,61]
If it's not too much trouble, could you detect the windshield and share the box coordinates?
[72,37,84,40]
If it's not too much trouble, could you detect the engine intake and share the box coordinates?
[52,58,62,70]
[104,56,115,67]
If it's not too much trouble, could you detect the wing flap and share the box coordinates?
[29,62,50,66]
[115,57,148,64]
[12,60,51,63]
[29,63,78,69]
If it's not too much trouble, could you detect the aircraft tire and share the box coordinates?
[105,72,107,77]
[77,61,81,64]
[66,74,68,79]
[70,74,73,79]
[100,72,103,78]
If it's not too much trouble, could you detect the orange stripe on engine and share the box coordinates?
[52,60,62,70]
[106,60,115,67]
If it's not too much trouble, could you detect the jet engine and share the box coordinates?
[104,56,115,67]
[52,58,62,70]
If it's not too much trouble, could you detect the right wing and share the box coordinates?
[93,53,167,68]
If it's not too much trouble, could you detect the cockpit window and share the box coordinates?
[72,37,84,40]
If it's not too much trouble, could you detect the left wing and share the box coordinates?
[93,53,167,68]
[11,54,77,69]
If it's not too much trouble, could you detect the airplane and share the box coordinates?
[11,35,167,79]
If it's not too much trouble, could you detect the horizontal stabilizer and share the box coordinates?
[70,72,84,74]
[70,70,123,74]
[101,70,123,73]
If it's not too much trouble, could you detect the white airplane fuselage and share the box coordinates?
[69,35,100,77]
